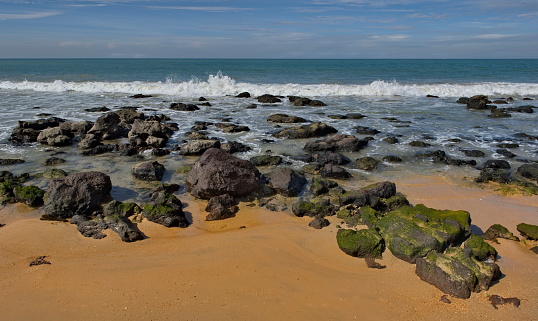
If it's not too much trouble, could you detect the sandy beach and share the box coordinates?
[0,175,536,321]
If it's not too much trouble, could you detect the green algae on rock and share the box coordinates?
[464,234,498,261]
[336,228,385,259]
[516,223,538,240]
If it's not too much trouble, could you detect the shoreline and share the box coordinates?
[1,175,537,320]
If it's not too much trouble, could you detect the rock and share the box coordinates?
[466,95,493,110]
[355,157,380,171]
[44,157,66,165]
[488,295,521,309]
[310,152,351,165]
[530,246,538,254]
[439,295,452,304]
[103,200,141,218]
[18,117,66,130]
[179,140,221,155]
[115,108,145,126]
[339,181,397,207]
[105,215,144,242]
[132,161,165,181]
[383,155,403,163]
[415,248,501,299]
[462,150,485,157]
[8,127,40,144]
[304,134,368,153]
[417,150,476,167]
[87,112,125,140]
[268,168,307,197]
[13,185,45,207]
[143,190,189,228]
[292,199,335,218]
[483,224,520,242]
[0,159,25,165]
[236,92,251,98]
[186,148,263,199]
[85,106,110,112]
[516,223,538,240]
[130,94,152,98]
[220,141,252,154]
[37,127,72,146]
[496,143,519,149]
[496,149,516,158]
[29,256,51,267]
[59,120,93,136]
[71,214,108,239]
[77,134,102,149]
[507,105,534,113]
[337,228,385,258]
[321,164,352,179]
[409,141,431,147]
[457,97,470,104]
[170,103,200,111]
[376,204,471,263]
[250,155,283,166]
[205,194,238,221]
[43,171,112,219]
[290,97,326,107]
[464,234,497,261]
[42,168,68,179]
[310,178,338,196]
[257,94,281,104]
[365,258,386,269]
[128,119,175,148]
[383,137,399,144]
[475,168,512,184]
[516,164,538,181]
[273,122,338,139]
[355,126,380,135]
[309,217,330,229]
[267,114,308,123]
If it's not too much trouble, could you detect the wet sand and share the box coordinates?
[0,175,537,321]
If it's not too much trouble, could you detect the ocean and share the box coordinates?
[1,59,537,199]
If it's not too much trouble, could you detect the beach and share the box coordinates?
[1,175,537,321]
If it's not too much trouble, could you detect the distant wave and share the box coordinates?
[1,74,538,98]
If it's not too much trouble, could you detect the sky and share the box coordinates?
[1,0,537,58]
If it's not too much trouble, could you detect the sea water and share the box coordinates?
[1,59,537,199]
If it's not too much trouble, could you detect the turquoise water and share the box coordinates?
[0,59,537,195]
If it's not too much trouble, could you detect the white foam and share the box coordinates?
[1,75,538,98]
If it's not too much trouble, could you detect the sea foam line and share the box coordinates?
[1,75,538,98]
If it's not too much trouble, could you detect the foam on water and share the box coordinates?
[2,74,538,98]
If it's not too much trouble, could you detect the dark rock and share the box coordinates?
[132,161,165,181]
[44,157,66,166]
[80,144,118,156]
[250,155,283,166]
[488,109,511,118]
[516,223,538,240]
[507,105,534,113]
[516,163,538,181]
[215,123,250,133]
[310,178,338,196]
[320,164,352,179]
[290,97,326,107]
[466,95,493,110]
[85,106,110,112]
[267,114,308,123]
[170,103,200,111]
[257,94,281,104]
[236,92,251,98]
[71,214,108,239]
[143,190,189,228]
[13,185,45,207]
[268,168,307,197]
[492,100,508,104]
[355,126,380,135]
[205,194,238,221]
[440,295,452,304]
[37,127,72,146]
[383,155,403,163]
[152,148,171,157]
[489,295,521,309]
[77,134,102,150]
[496,143,519,149]
[274,122,337,139]
[427,95,439,98]
[87,112,126,140]
[179,140,221,155]
[29,256,51,267]
[355,157,380,171]
[106,215,144,242]
[220,141,252,154]
[128,119,173,148]
[346,113,366,119]
[42,168,68,179]
[475,168,512,184]
[482,159,511,170]
[365,258,386,269]
[17,117,65,131]
[483,224,520,242]
[496,149,516,158]
[103,200,141,218]
[43,171,112,219]
[310,152,351,165]
[457,97,470,104]
[304,134,367,152]
[409,141,431,147]
[130,94,152,98]
[59,120,93,137]
[246,104,257,109]
[337,228,385,258]
[309,217,330,229]
[462,150,485,157]
[292,199,335,218]
[383,137,399,144]
[530,246,538,254]
[0,159,25,165]
[186,148,263,199]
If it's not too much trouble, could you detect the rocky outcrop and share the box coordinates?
[43,171,112,219]
[273,122,337,139]
[9,117,66,144]
[13,185,45,207]
[186,148,263,199]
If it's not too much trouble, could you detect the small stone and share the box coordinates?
[29,256,51,267]
[440,295,452,304]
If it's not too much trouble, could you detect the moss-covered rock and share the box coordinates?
[292,199,335,218]
[516,223,538,240]
[310,178,338,196]
[336,228,385,258]
[464,234,498,261]
[42,168,68,179]
[360,206,382,228]
[104,200,141,218]
[375,204,471,263]
[415,248,501,299]
[483,224,520,242]
[381,193,410,212]
[143,191,189,228]
[13,185,45,207]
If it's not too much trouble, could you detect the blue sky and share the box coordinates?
[1,0,537,58]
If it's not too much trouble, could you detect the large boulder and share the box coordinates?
[128,119,171,148]
[43,171,112,219]
[268,168,307,197]
[415,248,501,299]
[87,112,125,140]
[273,122,337,139]
[337,228,385,258]
[186,148,263,199]
[36,127,72,146]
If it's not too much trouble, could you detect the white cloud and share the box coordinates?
[147,6,252,13]
[472,33,519,39]
[369,34,410,41]
[0,11,62,20]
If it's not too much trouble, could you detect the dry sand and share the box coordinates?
[1,175,537,321]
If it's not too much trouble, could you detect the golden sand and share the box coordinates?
[0,175,537,321]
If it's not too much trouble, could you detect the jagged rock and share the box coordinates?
[186,148,263,199]
[37,127,72,146]
[87,112,126,140]
[415,248,501,299]
[250,155,283,166]
[128,119,173,148]
[77,134,102,149]
[516,223,538,240]
[268,168,307,197]
[132,161,165,181]
[304,134,367,152]
[205,194,238,221]
[309,217,330,229]
[143,190,189,227]
[267,114,308,123]
[310,178,338,196]
[273,122,337,139]
[337,228,385,258]
[482,224,520,242]
[321,164,352,179]
[43,171,112,219]
[355,126,380,135]
[105,215,144,242]
[179,140,221,155]
[220,141,252,154]
[466,95,494,110]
